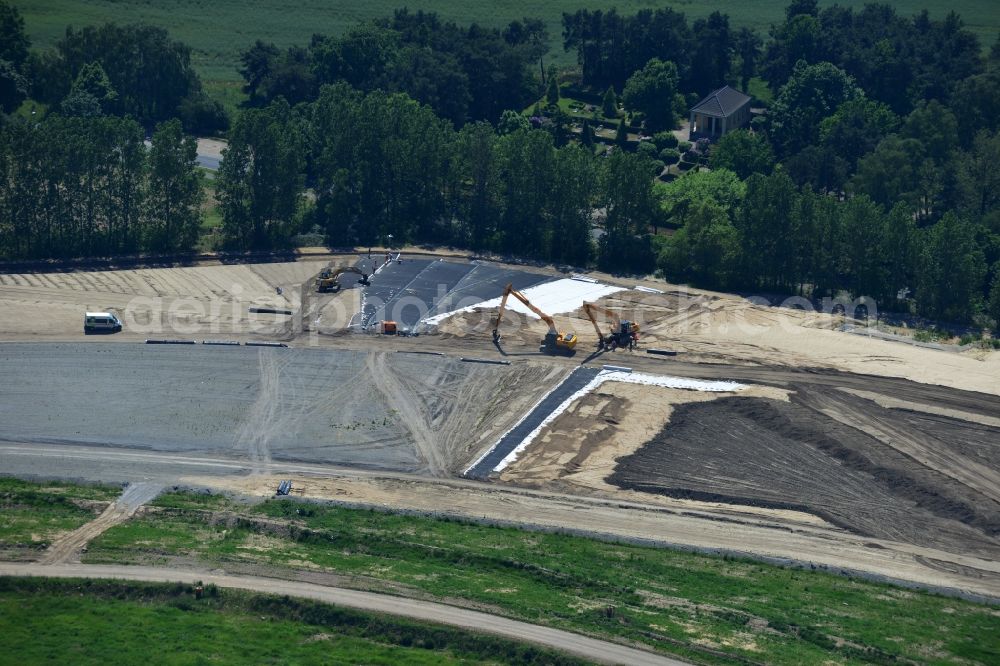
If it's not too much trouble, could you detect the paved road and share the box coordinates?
[195,137,225,171]
[0,563,685,666]
[196,154,220,170]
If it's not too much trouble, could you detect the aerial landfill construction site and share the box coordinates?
[1,251,999,602]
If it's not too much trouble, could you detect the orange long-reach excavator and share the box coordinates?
[492,283,578,355]
[583,301,639,351]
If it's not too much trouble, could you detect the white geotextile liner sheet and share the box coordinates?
[422,278,625,325]
[490,371,744,474]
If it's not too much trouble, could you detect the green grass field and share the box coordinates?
[0,578,582,665]
[14,0,1000,88]
[83,492,1000,665]
[0,478,120,556]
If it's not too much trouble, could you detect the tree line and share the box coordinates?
[216,85,654,271]
[1,11,226,134]
[656,167,990,324]
[562,7,757,97]
[0,116,202,258]
[1,0,999,327]
[239,9,546,125]
[648,1,1000,326]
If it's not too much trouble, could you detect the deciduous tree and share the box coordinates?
[915,213,986,322]
[708,130,774,179]
[145,119,203,252]
[217,99,303,250]
[768,60,863,157]
[599,151,656,272]
[0,0,29,113]
[622,58,679,131]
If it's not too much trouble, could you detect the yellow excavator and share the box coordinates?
[492,283,578,355]
[315,266,370,293]
[583,301,640,351]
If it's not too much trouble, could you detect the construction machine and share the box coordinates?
[492,283,578,355]
[583,301,639,351]
[315,266,370,293]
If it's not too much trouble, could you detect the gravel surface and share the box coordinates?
[0,343,559,475]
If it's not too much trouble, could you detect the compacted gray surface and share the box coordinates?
[0,344,410,468]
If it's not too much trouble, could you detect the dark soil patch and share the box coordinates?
[607,395,1000,558]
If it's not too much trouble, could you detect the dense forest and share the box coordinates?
[239,10,546,126]
[0,0,999,327]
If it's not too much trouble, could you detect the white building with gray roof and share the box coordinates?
[689,85,752,140]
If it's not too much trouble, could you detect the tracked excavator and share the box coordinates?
[315,266,370,292]
[492,283,578,355]
[583,301,639,351]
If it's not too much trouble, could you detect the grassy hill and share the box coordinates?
[14,0,1000,87]
[78,490,1000,665]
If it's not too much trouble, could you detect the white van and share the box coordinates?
[84,311,122,334]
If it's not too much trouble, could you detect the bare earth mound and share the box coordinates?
[607,392,1000,559]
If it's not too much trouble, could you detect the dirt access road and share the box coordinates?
[0,562,684,666]
[39,483,163,564]
[3,442,998,600]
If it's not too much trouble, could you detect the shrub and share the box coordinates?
[653,131,678,149]
[659,148,680,164]
[959,333,1000,349]
[636,141,658,157]
[913,327,949,343]
[677,140,692,152]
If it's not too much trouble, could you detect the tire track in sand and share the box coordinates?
[366,351,447,476]
[232,349,292,472]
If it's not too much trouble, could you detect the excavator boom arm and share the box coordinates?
[493,283,558,337]
[492,283,577,353]
[329,266,366,279]
[492,285,513,337]
[583,302,608,341]
[584,302,622,328]
[510,292,557,334]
